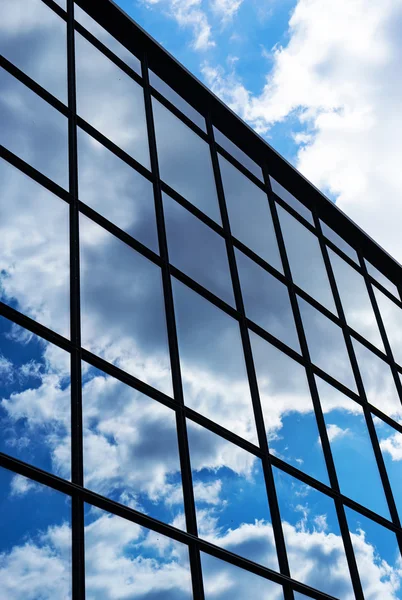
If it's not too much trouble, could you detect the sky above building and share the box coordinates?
[114,0,402,266]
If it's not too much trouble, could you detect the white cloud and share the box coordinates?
[211,0,243,23]
[326,423,350,443]
[9,474,42,498]
[380,431,402,461]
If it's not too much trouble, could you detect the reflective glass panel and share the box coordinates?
[214,128,263,181]
[75,32,150,169]
[366,259,399,298]
[0,70,68,189]
[236,249,300,352]
[0,468,71,598]
[0,161,70,336]
[320,221,359,264]
[74,5,142,74]
[219,156,282,271]
[316,377,390,518]
[298,297,357,391]
[82,363,183,524]
[270,176,314,225]
[188,421,279,570]
[172,279,257,443]
[375,418,402,521]
[1,0,67,102]
[80,215,172,395]
[346,508,402,599]
[152,98,220,223]
[163,193,234,306]
[0,317,70,479]
[329,249,384,350]
[278,206,336,312]
[150,70,206,131]
[374,288,402,366]
[273,468,354,599]
[251,332,328,483]
[352,338,402,420]
[77,127,158,252]
[84,505,193,600]
[201,553,284,599]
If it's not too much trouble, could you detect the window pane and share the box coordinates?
[188,421,279,570]
[163,193,234,306]
[316,377,390,518]
[201,553,284,600]
[278,206,335,312]
[251,332,328,484]
[374,288,402,366]
[0,317,70,478]
[74,5,142,74]
[0,70,68,188]
[150,70,206,131]
[352,338,402,420]
[270,176,314,225]
[298,297,357,391]
[346,508,402,599]
[273,467,354,599]
[219,156,282,271]
[82,363,183,525]
[365,259,399,298]
[77,127,158,252]
[80,215,172,395]
[152,98,220,223]
[214,128,263,181]
[329,249,384,350]
[320,221,358,264]
[0,468,71,598]
[0,161,70,336]
[84,506,193,600]
[1,0,67,102]
[236,249,300,352]
[172,279,257,443]
[75,32,150,169]
[375,419,402,522]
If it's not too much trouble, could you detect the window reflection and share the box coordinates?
[298,298,357,391]
[320,221,359,264]
[152,99,220,222]
[201,553,284,600]
[316,377,390,518]
[329,249,384,351]
[365,259,399,298]
[374,288,402,366]
[1,0,67,102]
[236,249,300,352]
[172,279,257,443]
[375,418,402,522]
[269,176,314,225]
[0,70,68,189]
[84,505,193,599]
[0,161,70,336]
[163,193,234,306]
[188,421,279,570]
[77,127,158,252]
[219,156,282,271]
[75,32,150,169]
[82,363,183,525]
[346,507,402,599]
[273,467,354,599]
[214,128,263,181]
[0,468,72,598]
[278,206,336,312]
[80,215,172,395]
[251,332,328,483]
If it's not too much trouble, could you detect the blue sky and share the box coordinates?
[1,0,402,598]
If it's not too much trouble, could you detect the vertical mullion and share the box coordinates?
[207,123,293,600]
[67,1,85,599]
[264,171,364,600]
[141,55,204,600]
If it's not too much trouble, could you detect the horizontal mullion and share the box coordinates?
[273,195,315,231]
[0,56,69,118]
[74,20,142,86]
[40,0,67,18]
[150,87,209,142]
[214,143,267,191]
[370,276,402,305]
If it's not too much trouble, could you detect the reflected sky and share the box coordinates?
[374,288,402,367]
[270,176,314,225]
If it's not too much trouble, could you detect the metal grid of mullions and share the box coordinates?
[1,0,402,599]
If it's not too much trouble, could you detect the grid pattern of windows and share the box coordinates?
[1,1,402,599]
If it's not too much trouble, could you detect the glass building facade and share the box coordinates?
[1,1,402,599]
